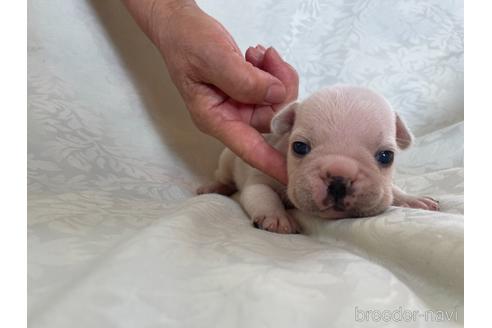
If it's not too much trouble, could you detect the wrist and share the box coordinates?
[122,0,197,50]
[148,0,198,52]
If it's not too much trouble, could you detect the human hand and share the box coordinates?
[150,2,298,184]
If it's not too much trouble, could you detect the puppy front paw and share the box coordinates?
[395,195,440,211]
[252,213,302,234]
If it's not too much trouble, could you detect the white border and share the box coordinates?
[465,1,491,326]
[12,0,474,327]
[0,1,27,327]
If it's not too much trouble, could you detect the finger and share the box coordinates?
[245,45,276,133]
[214,121,288,184]
[247,46,299,133]
[261,47,299,108]
[217,97,274,133]
[245,45,266,67]
[249,106,275,133]
[201,48,287,105]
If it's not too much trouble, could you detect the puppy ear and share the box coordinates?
[271,102,298,135]
[395,113,414,150]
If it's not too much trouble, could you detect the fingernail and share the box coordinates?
[269,46,283,61]
[247,47,262,62]
[265,83,286,104]
[256,44,266,52]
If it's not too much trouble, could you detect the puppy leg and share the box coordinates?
[197,149,237,196]
[240,182,301,234]
[392,185,440,211]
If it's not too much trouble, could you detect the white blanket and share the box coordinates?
[28,0,463,327]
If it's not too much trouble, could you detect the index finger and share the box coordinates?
[247,46,299,110]
[213,120,288,185]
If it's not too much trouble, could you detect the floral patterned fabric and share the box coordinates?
[28,0,463,327]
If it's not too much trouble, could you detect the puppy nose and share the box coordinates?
[328,177,347,200]
[324,157,358,182]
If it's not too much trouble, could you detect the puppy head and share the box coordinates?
[271,85,413,219]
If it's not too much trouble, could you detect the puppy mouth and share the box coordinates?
[333,203,346,212]
[321,195,349,212]
[320,203,346,213]
[316,205,352,219]
[318,192,353,217]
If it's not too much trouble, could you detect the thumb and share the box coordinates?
[203,50,287,105]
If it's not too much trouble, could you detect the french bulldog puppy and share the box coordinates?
[198,85,439,234]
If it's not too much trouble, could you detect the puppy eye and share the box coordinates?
[292,141,311,156]
[375,150,394,166]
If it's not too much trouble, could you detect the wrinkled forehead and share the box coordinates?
[293,87,397,148]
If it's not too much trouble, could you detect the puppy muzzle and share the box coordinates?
[328,176,348,211]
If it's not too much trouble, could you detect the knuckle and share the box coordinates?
[237,68,268,98]
[236,69,257,94]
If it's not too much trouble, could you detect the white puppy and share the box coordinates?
[198,85,439,234]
